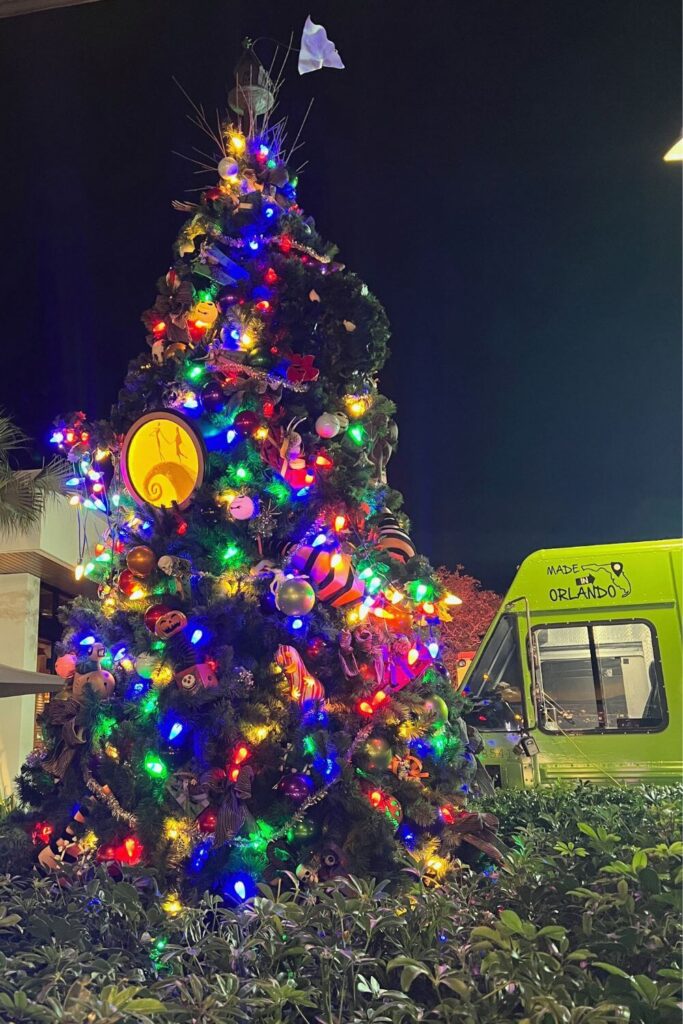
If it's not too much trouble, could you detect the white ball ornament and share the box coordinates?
[315,412,348,439]
[229,495,256,520]
[218,156,239,180]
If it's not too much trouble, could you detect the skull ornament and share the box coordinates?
[295,862,319,885]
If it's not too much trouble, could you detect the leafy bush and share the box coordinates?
[0,783,679,1022]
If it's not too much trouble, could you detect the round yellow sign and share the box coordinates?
[121,411,205,509]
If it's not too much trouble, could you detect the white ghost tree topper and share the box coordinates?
[298,16,345,75]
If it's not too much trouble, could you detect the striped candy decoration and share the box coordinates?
[288,544,365,608]
[375,510,416,563]
[276,644,326,704]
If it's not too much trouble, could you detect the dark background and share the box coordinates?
[0,0,680,591]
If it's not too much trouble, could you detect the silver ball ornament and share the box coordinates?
[275,577,316,616]
[315,412,348,439]
[218,156,239,179]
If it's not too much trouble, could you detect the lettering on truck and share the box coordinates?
[547,560,631,603]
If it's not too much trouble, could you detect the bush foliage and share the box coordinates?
[0,783,680,1022]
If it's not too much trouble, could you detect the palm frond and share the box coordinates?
[0,459,70,537]
[0,414,29,464]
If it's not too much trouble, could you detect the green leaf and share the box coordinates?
[123,998,167,1013]
[593,962,632,979]
[499,909,526,934]
[438,976,470,997]
[637,866,662,893]
[398,964,429,992]
[536,925,567,940]
[631,850,648,871]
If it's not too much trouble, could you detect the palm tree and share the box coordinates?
[0,415,68,536]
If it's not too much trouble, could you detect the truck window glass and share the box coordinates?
[533,621,666,733]
[463,614,525,732]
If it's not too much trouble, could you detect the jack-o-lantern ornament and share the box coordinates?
[155,610,188,640]
[144,604,188,639]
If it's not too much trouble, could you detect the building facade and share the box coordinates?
[0,497,102,797]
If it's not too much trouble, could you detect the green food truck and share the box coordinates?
[460,539,682,787]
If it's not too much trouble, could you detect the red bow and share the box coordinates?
[286,354,319,383]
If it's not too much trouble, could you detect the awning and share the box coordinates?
[0,663,64,698]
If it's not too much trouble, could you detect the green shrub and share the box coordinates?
[0,783,679,1022]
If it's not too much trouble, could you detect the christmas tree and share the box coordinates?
[10,43,501,898]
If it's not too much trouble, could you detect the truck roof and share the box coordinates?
[503,538,682,617]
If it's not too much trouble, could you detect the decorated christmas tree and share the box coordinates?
[9,38,501,898]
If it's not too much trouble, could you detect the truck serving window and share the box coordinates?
[463,614,525,732]
[533,621,666,733]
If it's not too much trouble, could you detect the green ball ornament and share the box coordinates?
[275,577,316,616]
[358,737,393,772]
[422,695,449,722]
[287,819,319,843]
[135,654,158,679]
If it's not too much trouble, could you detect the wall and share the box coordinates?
[0,573,41,798]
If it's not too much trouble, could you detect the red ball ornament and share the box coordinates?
[279,773,314,805]
[233,410,260,437]
[196,807,218,833]
[117,569,140,596]
[143,603,171,633]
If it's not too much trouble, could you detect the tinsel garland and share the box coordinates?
[207,354,312,393]
[217,231,340,267]
[84,772,138,830]
[231,720,375,849]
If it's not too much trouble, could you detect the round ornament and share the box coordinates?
[217,156,239,179]
[422,695,449,722]
[358,737,393,772]
[280,773,314,805]
[201,380,226,413]
[196,807,218,833]
[55,653,77,679]
[121,411,205,510]
[126,545,156,578]
[384,796,403,827]
[229,495,256,520]
[233,410,260,437]
[315,412,348,439]
[287,818,319,843]
[135,654,158,679]
[143,603,171,633]
[274,578,316,616]
[117,569,140,596]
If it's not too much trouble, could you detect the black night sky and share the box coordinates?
[0,0,680,592]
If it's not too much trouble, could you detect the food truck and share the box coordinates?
[461,539,682,787]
